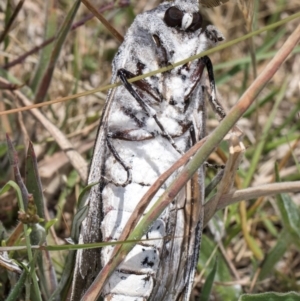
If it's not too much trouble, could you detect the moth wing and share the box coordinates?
[176,101,206,301]
[175,84,207,300]
[71,88,116,298]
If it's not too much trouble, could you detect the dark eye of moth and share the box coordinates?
[164,6,183,27]
[187,12,202,31]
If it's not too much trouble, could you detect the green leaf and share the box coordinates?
[201,258,218,301]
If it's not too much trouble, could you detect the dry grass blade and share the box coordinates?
[81,0,124,43]
[212,181,300,210]
[0,253,22,274]
[5,222,23,247]
[204,131,245,226]
[237,0,254,32]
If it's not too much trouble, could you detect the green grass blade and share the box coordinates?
[243,80,287,188]
[48,187,90,301]
[34,0,81,103]
[201,259,218,301]
[263,132,300,153]
[5,271,27,301]
[0,0,25,45]
[257,28,286,54]
[238,291,300,301]
[25,142,45,220]
[0,181,42,301]
[275,165,300,245]
[243,90,278,118]
[2,0,11,53]
[6,134,29,208]
[25,141,58,299]
[214,46,300,73]
[259,229,292,280]
[30,2,57,93]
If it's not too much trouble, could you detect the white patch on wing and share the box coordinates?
[102,270,153,297]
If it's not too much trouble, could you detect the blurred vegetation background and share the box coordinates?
[0,0,300,300]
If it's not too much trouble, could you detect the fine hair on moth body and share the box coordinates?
[71,1,229,300]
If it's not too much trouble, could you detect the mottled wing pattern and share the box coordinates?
[71,88,116,297]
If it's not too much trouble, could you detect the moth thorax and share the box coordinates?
[174,0,199,13]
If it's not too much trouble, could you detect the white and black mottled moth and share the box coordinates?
[71,0,228,300]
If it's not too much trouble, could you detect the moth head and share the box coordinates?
[164,6,202,31]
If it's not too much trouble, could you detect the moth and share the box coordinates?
[71,0,228,300]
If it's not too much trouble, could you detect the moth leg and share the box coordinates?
[204,162,225,170]
[202,55,226,120]
[117,68,183,154]
[106,134,132,187]
[190,125,224,172]
[205,168,225,197]
[189,126,197,145]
